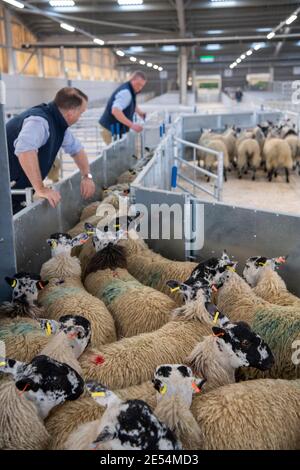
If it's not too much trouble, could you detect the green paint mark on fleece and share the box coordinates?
[0,322,42,339]
[97,278,143,305]
[147,270,162,288]
[40,287,84,307]
[252,308,300,351]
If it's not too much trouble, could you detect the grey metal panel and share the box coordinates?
[191,199,300,296]
[256,111,282,124]
[134,187,188,261]
[13,136,136,274]
[220,112,254,128]
[0,75,17,301]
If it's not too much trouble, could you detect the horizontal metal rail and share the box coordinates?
[175,155,218,179]
[174,136,220,156]
[177,172,215,197]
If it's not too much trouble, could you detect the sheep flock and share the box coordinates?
[1,171,300,451]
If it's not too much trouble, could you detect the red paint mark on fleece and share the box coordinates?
[91,355,105,365]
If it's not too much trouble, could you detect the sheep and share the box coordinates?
[80,184,130,222]
[78,281,214,389]
[209,267,300,379]
[236,138,261,180]
[0,354,84,450]
[263,137,293,183]
[65,380,181,450]
[39,232,116,348]
[0,272,48,319]
[243,255,300,307]
[82,220,177,338]
[197,136,229,182]
[47,157,61,183]
[44,303,274,449]
[2,314,91,365]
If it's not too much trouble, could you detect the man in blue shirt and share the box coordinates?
[99,71,147,145]
[7,87,96,213]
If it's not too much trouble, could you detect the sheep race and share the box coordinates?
[2,46,300,456]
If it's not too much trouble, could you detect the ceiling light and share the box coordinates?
[116,50,125,56]
[207,29,223,34]
[60,23,75,32]
[147,62,153,67]
[130,56,137,62]
[229,64,235,69]
[153,64,158,69]
[161,45,177,52]
[236,58,241,63]
[246,50,253,56]
[267,31,275,39]
[118,0,143,5]
[206,44,221,51]
[253,43,265,50]
[286,14,297,25]
[93,38,105,46]
[139,59,146,65]
[49,0,75,6]
[128,46,144,52]
[2,0,24,8]
[232,62,237,67]
[256,27,272,32]
[240,54,246,59]
[158,67,163,71]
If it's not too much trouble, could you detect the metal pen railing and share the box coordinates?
[172,136,224,201]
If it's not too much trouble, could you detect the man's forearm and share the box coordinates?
[72,149,91,176]
[17,151,44,191]
[111,108,133,129]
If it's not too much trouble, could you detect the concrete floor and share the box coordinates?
[178,163,300,215]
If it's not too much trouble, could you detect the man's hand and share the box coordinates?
[81,178,96,199]
[35,187,61,208]
[131,123,144,133]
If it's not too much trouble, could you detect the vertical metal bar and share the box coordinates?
[179,46,188,105]
[3,7,16,74]
[37,49,44,78]
[0,75,17,301]
[193,146,196,196]
[76,48,81,80]
[216,151,224,201]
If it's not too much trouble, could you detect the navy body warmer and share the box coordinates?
[99,81,136,134]
[6,101,68,189]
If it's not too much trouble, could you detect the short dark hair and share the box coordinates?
[130,71,147,81]
[54,87,88,110]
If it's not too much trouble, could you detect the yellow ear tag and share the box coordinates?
[45,322,52,336]
[258,262,266,267]
[170,286,180,293]
[51,240,57,249]
[226,266,236,272]
[86,231,94,236]
[160,384,167,395]
[0,361,6,367]
[213,311,220,324]
[91,391,106,397]
[11,279,17,288]
[114,224,120,229]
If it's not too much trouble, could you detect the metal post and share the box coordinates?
[179,46,188,105]
[76,48,82,80]
[37,49,44,78]
[3,8,16,74]
[216,151,224,201]
[0,75,17,301]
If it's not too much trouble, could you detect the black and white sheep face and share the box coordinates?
[153,364,206,408]
[5,272,48,305]
[0,355,84,419]
[166,278,212,304]
[86,381,180,450]
[85,213,142,253]
[39,315,91,358]
[47,232,89,257]
[212,321,274,372]
[243,256,286,287]
[189,250,236,287]
[91,400,180,451]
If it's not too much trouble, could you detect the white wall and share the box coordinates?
[3,74,120,112]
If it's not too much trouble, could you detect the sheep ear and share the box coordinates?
[71,233,89,247]
[152,378,162,392]
[192,378,206,394]
[166,279,181,293]
[36,280,48,291]
[84,223,96,235]
[212,326,226,338]
[5,276,17,288]
[15,378,38,393]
